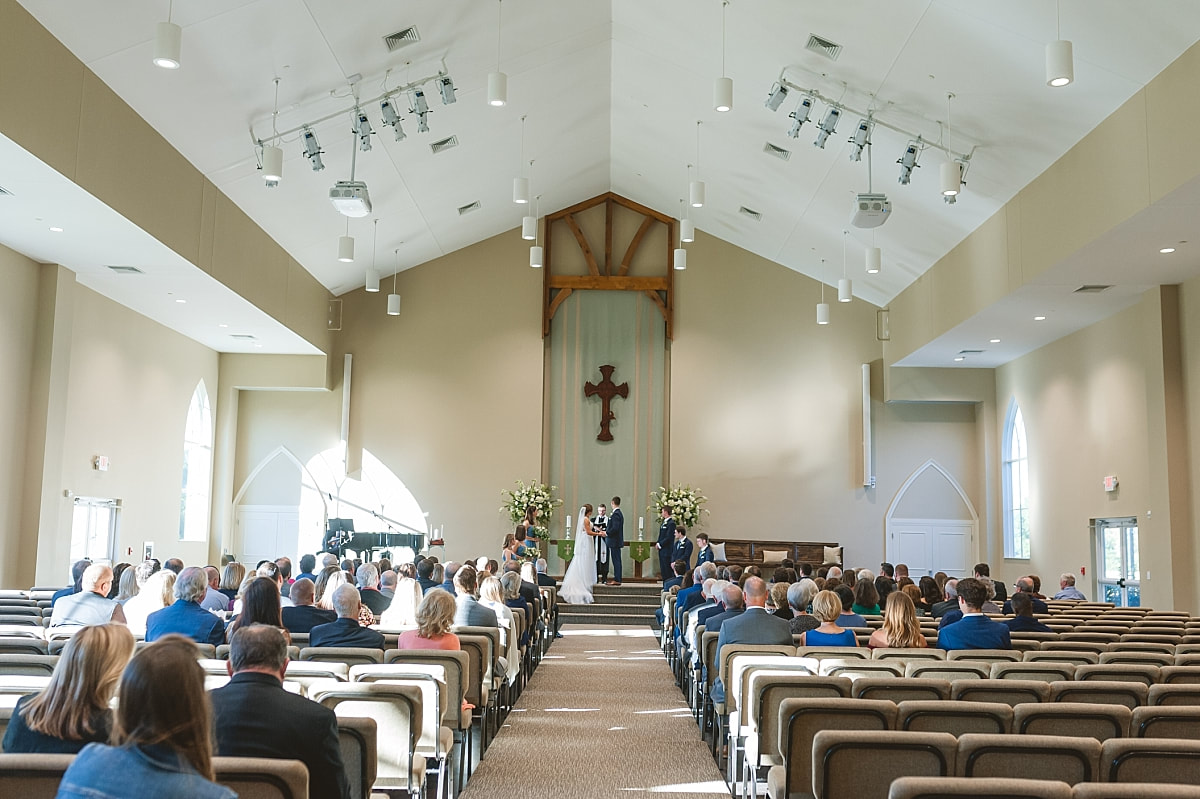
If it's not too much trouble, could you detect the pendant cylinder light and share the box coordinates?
[153,21,182,69]
[866,246,881,274]
[838,278,852,303]
[1046,39,1073,87]
[488,71,508,106]
[681,218,695,243]
[940,161,962,196]
[386,293,401,316]
[262,145,283,183]
[530,194,543,267]
[337,235,354,263]
[513,176,530,204]
[365,269,380,292]
[521,216,536,240]
[673,248,687,270]
[816,301,830,326]
[714,77,733,113]
[530,245,543,268]
[689,181,705,208]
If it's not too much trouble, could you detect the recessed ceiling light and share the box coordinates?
[990,338,1001,344]
[48,226,63,232]
[218,323,229,328]
[253,343,263,349]
[1034,315,1046,321]
[954,356,965,362]
[1160,247,1176,254]
[175,298,186,304]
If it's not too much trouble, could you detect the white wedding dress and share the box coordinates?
[559,508,597,604]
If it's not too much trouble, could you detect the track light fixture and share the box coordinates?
[409,90,430,133]
[897,138,921,185]
[814,106,841,149]
[354,108,373,152]
[787,96,814,138]
[848,118,873,162]
[765,82,788,112]
[380,98,406,141]
[302,127,324,172]
[437,75,457,105]
[1046,0,1074,87]
[488,0,508,107]
[153,2,181,69]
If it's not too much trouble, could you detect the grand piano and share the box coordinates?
[325,519,423,559]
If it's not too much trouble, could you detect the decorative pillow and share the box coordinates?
[762,549,789,564]
[710,542,726,562]
[823,545,844,565]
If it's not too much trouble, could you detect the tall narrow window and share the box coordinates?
[1002,401,1030,559]
[180,381,213,542]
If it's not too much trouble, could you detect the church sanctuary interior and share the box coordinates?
[9,1,1200,798]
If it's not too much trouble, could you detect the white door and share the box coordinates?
[235,505,300,566]
[886,519,973,579]
[1094,517,1140,607]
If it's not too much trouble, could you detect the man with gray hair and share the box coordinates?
[200,565,228,612]
[355,562,391,615]
[50,563,126,627]
[144,565,225,645]
[534,558,556,587]
[211,625,349,799]
[704,582,746,636]
[320,552,339,570]
[1053,572,1087,601]
[931,578,959,618]
[309,584,385,648]
[379,569,398,600]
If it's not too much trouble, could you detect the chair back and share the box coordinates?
[1130,705,1200,738]
[896,700,1012,735]
[1074,664,1159,686]
[337,716,378,799]
[795,645,867,661]
[955,733,1100,785]
[213,756,308,799]
[1012,702,1131,741]
[1024,650,1099,666]
[1050,680,1148,709]
[888,776,1072,799]
[716,644,792,709]
[815,730,956,799]
[820,659,904,679]
[1098,738,1200,784]
[852,677,950,703]
[0,655,57,677]
[951,678,1051,707]
[0,752,73,798]
[731,657,816,724]
[904,661,990,681]
[990,661,1076,682]
[947,648,1022,663]
[285,661,350,696]
[748,674,850,764]
[0,638,48,656]
[1099,651,1173,668]
[1148,684,1200,706]
[1158,666,1200,685]
[348,664,448,757]
[384,650,470,731]
[777,698,896,798]
[310,680,424,795]
[871,647,945,662]
[298,647,383,666]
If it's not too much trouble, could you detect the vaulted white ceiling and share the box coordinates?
[13,0,1200,315]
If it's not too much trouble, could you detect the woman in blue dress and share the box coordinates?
[796,589,858,647]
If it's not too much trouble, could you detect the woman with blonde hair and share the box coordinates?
[397,590,461,651]
[115,567,139,605]
[796,590,858,647]
[218,562,245,606]
[480,575,521,686]
[768,582,792,620]
[3,624,135,754]
[122,569,176,636]
[379,576,423,629]
[868,590,928,650]
[316,565,374,626]
[56,636,234,798]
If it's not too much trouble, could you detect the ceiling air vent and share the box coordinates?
[739,206,763,222]
[105,265,144,275]
[383,26,421,52]
[763,142,792,161]
[429,136,459,155]
[958,349,984,356]
[457,201,481,216]
[230,334,257,341]
[806,34,843,61]
[1074,284,1112,294]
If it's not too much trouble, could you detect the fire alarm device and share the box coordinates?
[93,455,110,472]
[1103,475,1118,492]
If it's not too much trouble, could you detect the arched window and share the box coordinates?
[1002,400,1030,559]
[179,381,213,541]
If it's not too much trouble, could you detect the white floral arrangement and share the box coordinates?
[648,484,708,530]
[500,480,562,541]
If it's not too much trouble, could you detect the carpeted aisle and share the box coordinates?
[458,625,729,798]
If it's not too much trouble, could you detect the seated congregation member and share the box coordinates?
[416,557,441,593]
[114,566,139,605]
[851,578,881,616]
[440,561,461,593]
[453,566,498,628]
[709,578,792,703]
[50,563,126,628]
[163,558,185,575]
[217,561,245,606]
[768,582,791,621]
[316,565,375,626]
[274,557,293,598]
[356,563,391,616]
[833,584,866,628]
[874,576,896,606]
[122,566,174,636]
[918,576,942,614]
[281,576,336,634]
[200,566,228,612]
[4,623,134,754]
[1003,592,1053,633]
[378,576,423,628]
[251,561,294,609]
[797,590,858,647]
[211,625,350,799]
[145,566,225,646]
[1001,576,1049,615]
[931,579,959,619]
[294,553,318,584]
[309,584,385,649]
[533,558,556,587]
[398,590,461,651]
[504,560,541,606]
[55,636,235,799]
[108,563,130,600]
[867,591,927,650]
[974,562,1008,603]
[703,583,745,635]
[664,560,687,591]
[480,576,521,685]
[379,569,398,600]
[51,559,91,606]
[1053,572,1087,601]
[227,576,287,642]
[901,583,926,614]
[787,579,820,634]
[936,577,1013,651]
[501,571,534,633]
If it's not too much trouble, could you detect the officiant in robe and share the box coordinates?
[593,504,610,583]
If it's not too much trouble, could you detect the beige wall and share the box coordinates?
[992,290,1186,608]
[670,233,983,568]
[45,285,219,580]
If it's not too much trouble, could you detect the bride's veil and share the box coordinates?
[576,506,587,535]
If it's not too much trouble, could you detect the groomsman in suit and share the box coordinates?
[672,527,694,572]
[655,506,676,583]
[695,533,715,565]
[605,497,625,586]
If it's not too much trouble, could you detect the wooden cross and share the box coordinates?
[584,364,629,442]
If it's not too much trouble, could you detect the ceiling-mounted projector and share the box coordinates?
[329,180,372,217]
[851,193,891,228]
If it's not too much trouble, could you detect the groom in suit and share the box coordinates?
[605,496,625,586]
[655,506,676,584]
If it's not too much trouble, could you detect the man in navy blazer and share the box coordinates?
[655,506,676,583]
[281,578,336,635]
[145,566,226,646]
[936,578,1012,651]
[309,584,385,649]
[672,528,694,572]
[604,496,625,585]
[1002,592,1053,633]
[704,583,745,636]
[710,578,792,703]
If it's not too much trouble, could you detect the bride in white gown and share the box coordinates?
[559,504,599,604]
